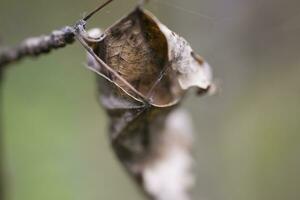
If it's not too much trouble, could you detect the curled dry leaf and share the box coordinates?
[79,7,212,200]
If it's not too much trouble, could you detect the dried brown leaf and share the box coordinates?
[78,7,213,200]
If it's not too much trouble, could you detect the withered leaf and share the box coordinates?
[77,6,213,200]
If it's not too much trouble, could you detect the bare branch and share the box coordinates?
[0,0,115,69]
[0,26,75,69]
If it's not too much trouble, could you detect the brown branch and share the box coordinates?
[0,26,75,69]
[0,0,115,69]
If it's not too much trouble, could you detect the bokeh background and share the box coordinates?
[1,0,300,200]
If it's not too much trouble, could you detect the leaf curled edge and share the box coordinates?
[143,9,213,91]
[83,7,213,107]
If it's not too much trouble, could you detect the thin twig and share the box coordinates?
[0,26,75,69]
[83,0,114,21]
[0,0,115,69]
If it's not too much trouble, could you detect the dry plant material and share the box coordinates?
[76,6,213,200]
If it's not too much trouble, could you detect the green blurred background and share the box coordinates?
[1,0,300,200]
